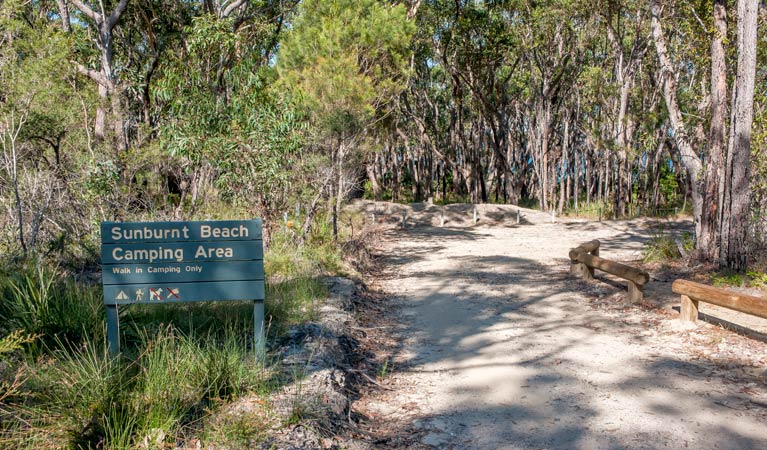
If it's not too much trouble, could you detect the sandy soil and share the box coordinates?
[352,201,767,450]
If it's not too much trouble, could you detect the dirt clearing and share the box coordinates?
[352,201,767,450]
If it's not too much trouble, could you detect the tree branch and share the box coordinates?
[69,0,102,23]
[75,63,109,87]
[650,0,702,177]
[54,0,72,32]
[107,0,130,31]
[221,0,247,18]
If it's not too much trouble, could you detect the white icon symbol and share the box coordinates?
[135,289,145,301]
[116,291,129,301]
[150,288,164,301]
[166,288,180,299]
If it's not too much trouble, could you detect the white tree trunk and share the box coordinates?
[651,1,703,240]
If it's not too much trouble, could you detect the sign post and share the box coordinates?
[100,219,265,355]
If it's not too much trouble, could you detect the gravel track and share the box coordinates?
[356,201,767,450]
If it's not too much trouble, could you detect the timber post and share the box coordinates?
[679,294,699,322]
[628,281,643,303]
[568,240,600,280]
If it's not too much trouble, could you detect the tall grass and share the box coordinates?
[0,264,103,355]
[264,228,333,332]
[560,200,614,219]
[643,228,694,263]
[1,326,271,449]
[0,223,343,447]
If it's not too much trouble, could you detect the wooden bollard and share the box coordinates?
[440,210,445,227]
[516,209,520,224]
[473,206,478,224]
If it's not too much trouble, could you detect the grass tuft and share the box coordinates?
[643,228,693,263]
[0,264,103,355]
[711,271,746,287]
[0,223,346,447]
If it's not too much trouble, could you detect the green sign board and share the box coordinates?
[100,219,265,354]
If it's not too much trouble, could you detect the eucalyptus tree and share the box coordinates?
[152,1,304,243]
[719,0,758,270]
[1,0,92,255]
[278,0,415,238]
[58,0,130,151]
[651,0,760,268]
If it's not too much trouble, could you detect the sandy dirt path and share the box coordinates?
[357,203,767,450]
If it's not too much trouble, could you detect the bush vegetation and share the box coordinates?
[0,216,358,448]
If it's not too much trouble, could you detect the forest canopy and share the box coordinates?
[1,0,766,270]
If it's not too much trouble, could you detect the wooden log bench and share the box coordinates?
[569,240,650,303]
[671,279,767,323]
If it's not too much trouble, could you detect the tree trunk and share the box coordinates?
[69,0,129,152]
[95,84,108,141]
[651,1,704,240]
[2,112,29,254]
[700,0,728,262]
[720,0,757,270]
[366,160,382,201]
[333,141,346,241]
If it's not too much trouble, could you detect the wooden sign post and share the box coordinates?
[101,219,265,355]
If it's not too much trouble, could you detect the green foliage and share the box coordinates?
[746,270,767,288]
[643,227,684,263]
[724,269,767,289]
[0,330,36,360]
[563,200,613,219]
[264,229,335,331]
[154,13,315,225]
[278,0,415,138]
[0,1,99,258]
[377,358,391,381]
[711,271,745,288]
[0,264,104,355]
[2,327,269,449]
[658,165,681,206]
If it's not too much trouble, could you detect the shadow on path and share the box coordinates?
[373,224,767,450]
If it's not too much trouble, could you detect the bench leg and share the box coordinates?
[570,261,593,280]
[679,295,699,322]
[627,281,643,303]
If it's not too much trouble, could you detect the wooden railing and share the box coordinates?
[569,240,650,303]
[671,279,767,323]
